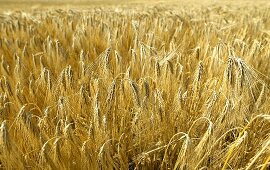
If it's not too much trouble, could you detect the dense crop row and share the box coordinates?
[0,4,270,169]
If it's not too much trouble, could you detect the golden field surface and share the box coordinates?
[0,0,270,169]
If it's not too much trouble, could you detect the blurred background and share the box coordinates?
[0,0,268,11]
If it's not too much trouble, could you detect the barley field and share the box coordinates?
[0,0,270,169]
